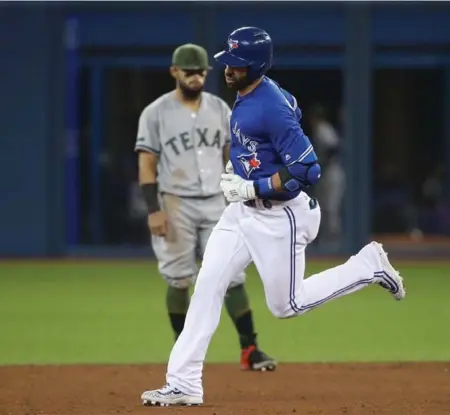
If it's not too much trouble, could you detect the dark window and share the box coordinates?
[372,68,445,235]
[78,67,174,245]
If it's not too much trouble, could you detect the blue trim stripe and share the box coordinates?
[299,277,376,312]
[283,206,301,313]
[374,271,400,294]
[283,205,386,314]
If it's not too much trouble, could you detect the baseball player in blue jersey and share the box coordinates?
[136,43,276,372]
[141,27,406,407]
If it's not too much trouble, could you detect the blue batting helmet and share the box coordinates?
[214,27,273,82]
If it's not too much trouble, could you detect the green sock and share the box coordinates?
[166,286,189,339]
[225,284,256,348]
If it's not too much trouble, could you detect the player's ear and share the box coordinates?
[169,66,178,80]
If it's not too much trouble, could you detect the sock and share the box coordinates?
[166,286,189,339]
[225,284,257,349]
[235,311,258,348]
[169,314,186,341]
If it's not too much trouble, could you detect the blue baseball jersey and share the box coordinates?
[229,77,317,201]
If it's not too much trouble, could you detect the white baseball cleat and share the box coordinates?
[141,384,203,407]
[372,241,406,300]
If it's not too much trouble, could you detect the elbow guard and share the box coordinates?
[279,161,321,192]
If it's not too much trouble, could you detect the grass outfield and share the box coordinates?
[0,260,449,365]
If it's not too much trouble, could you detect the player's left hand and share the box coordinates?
[220,173,256,203]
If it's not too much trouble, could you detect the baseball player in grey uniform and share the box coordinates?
[135,43,277,371]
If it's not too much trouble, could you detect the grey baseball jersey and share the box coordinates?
[135,91,231,197]
[135,91,245,287]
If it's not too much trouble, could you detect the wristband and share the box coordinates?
[254,177,273,198]
[140,183,160,214]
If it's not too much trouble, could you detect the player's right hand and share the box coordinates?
[220,173,256,202]
[148,211,168,237]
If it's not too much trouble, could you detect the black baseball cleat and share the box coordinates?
[241,345,278,371]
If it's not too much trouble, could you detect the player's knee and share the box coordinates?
[267,299,306,319]
[267,301,292,319]
[269,306,286,319]
[270,308,303,319]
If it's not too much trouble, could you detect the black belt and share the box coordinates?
[244,200,275,209]
[244,197,318,210]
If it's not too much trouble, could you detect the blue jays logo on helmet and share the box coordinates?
[214,26,273,81]
[228,39,239,50]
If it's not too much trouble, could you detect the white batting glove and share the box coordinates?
[220,173,256,203]
[225,160,234,174]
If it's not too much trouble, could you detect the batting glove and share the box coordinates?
[220,173,256,203]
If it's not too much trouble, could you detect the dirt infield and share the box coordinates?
[0,363,449,415]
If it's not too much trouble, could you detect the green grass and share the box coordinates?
[0,260,449,365]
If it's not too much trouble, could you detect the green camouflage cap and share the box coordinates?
[172,43,212,70]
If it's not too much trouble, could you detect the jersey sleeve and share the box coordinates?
[266,98,316,166]
[134,105,161,155]
[280,88,302,124]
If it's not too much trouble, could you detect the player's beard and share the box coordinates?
[226,75,252,92]
[179,81,203,101]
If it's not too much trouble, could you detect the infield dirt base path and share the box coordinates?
[0,363,449,415]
